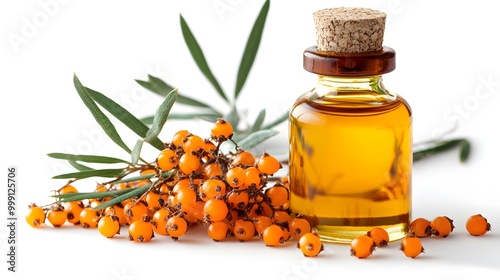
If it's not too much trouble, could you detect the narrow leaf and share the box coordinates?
[73,74,131,154]
[238,129,278,150]
[180,15,228,103]
[459,139,471,163]
[55,187,135,202]
[93,184,150,211]
[47,153,131,164]
[262,110,290,130]
[144,89,178,142]
[234,0,270,99]
[84,86,164,151]
[52,168,126,179]
[68,160,93,171]
[251,109,266,132]
[413,139,468,162]
[131,140,144,166]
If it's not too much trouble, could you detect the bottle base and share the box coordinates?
[314,222,409,244]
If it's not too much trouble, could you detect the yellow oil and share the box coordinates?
[289,81,412,243]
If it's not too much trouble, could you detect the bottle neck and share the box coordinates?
[313,75,396,105]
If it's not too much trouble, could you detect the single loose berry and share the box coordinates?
[26,204,46,228]
[367,227,389,247]
[262,224,285,247]
[430,216,454,237]
[466,214,491,236]
[410,218,432,237]
[350,235,375,258]
[297,232,323,257]
[400,235,424,258]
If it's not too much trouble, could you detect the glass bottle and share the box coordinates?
[289,7,412,243]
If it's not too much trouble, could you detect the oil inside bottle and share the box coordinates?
[289,76,412,243]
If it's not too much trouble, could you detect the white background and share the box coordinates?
[1,0,500,279]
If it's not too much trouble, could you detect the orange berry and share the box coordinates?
[466,214,491,236]
[244,167,262,189]
[199,178,226,202]
[178,153,200,175]
[265,184,289,208]
[227,191,249,210]
[253,216,272,235]
[157,149,178,171]
[203,162,223,178]
[410,218,432,237]
[64,201,84,225]
[430,216,454,237]
[172,129,190,148]
[175,188,197,209]
[47,204,66,227]
[207,221,230,242]
[298,232,323,257]
[128,216,154,242]
[183,135,205,154]
[104,205,127,225]
[211,118,233,140]
[289,217,311,240]
[203,198,228,222]
[123,201,149,225]
[232,150,256,167]
[400,235,424,258]
[166,215,188,240]
[367,227,389,247]
[257,152,282,175]
[350,235,375,258]
[25,204,46,228]
[262,224,285,247]
[98,215,120,238]
[226,167,246,189]
[233,219,255,242]
[58,185,78,194]
[79,208,99,228]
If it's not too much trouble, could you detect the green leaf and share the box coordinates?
[262,110,289,130]
[55,187,134,202]
[47,153,131,164]
[52,168,126,179]
[251,109,266,132]
[144,89,178,143]
[234,0,270,99]
[413,138,470,162]
[73,74,131,154]
[238,129,278,150]
[131,140,144,166]
[93,184,151,211]
[84,86,164,151]
[180,15,228,103]
[459,139,471,163]
[68,160,93,171]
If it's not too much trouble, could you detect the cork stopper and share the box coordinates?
[313,7,386,53]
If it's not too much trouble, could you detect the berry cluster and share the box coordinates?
[25,119,323,257]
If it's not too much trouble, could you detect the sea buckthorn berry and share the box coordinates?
[58,185,78,194]
[257,152,282,175]
[203,198,229,222]
[152,209,170,236]
[145,191,162,210]
[265,184,289,208]
[98,215,120,238]
[172,129,190,148]
[211,118,233,140]
[410,218,432,237]
[262,224,285,247]
[400,235,424,258]
[199,178,226,202]
[466,214,491,236]
[128,216,154,242]
[166,215,188,240]
[253,216,272,235]
[124,200,149,225]
[430,216,455,237]
[79,208,99,228]
[26,204,45,228]
[233,219,256,242]
[203,139,217,155]
[183,135,205,154]
[298,232,323,257]
[178,153,201,175]
[226,167,246,189]
[175,188,197,209]
[204,163,223,178]
[244,167,262,189]
[350,235,375,258]
[289,217,312,240]
[64,201,84,225]
[227,191,249,209]
[157,149,178,171]
[367,227,389,247]
[105,205,127,225]
[232,150,256,167]
[207,221,230,242]
[273,210,292,227]
[47,204,66,227]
